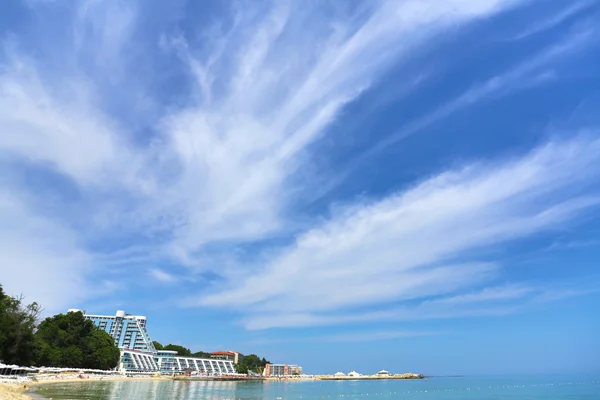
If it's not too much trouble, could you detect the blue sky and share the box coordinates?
[1,0,600,375]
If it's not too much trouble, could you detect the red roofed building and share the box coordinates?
[211,351,244,364]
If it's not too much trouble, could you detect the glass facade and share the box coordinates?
[80,310,156,353]
[120,350,160,373]
[156,352,236,375]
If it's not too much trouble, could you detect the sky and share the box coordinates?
[1,0,600,376]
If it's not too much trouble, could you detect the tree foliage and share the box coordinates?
[162,344,192,356]
[191,351,213,358]
[155,341,215,359]
[34,311,119,369]
[0,284,40,365]
[152,341,164,350]
[235,354,269,374]
[1,283,269,374]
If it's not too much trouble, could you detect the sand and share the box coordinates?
[0,383,31,400]
[0,375,170,400]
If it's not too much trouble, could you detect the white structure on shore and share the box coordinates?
[155,350,235,375]
[68,309,236,375]
[348,371,362,377]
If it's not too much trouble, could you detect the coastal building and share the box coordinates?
[263,363,302,376]
[210,351,244,364]
[119,349,159,372]
[68,309,236,375]
[348,371,362,377]
[375,370,391,376]
[68,309,157,353]
[157,351,236,375]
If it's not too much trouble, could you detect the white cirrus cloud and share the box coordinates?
[2,0,597,318]
[151,0,530,257]
[0,190,92,313]
[198,136,600,329]
[149,268,176,283]
[0,53,125,185]
[510,0,595,41]
[246,330,444,345]
[2,0,531,262]
[360,26,596,160]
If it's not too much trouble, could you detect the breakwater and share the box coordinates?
[317,373,424,380]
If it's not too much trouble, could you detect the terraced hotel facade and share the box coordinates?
[67,309,236,374]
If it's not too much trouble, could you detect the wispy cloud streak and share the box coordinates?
[0,0,598,325]
[154,0,531,258]
[200,136,600,329]
[511,1,595,40]
[359,26,596,162]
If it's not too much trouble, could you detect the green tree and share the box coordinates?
[153,341,164,350]
[235,363,249,374]
[191,351,213,358]
[0,284,40,365]
[235,354,269,374]
[0,285,7,357]
[163,344,191,356]
[34,311,119,369]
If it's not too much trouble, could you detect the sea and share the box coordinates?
[33,374,600,400]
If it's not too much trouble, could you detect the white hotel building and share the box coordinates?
[67,309,236,374]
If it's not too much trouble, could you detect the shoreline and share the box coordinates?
[173,373,424,382]
[0,372,424,399]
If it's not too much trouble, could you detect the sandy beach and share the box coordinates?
[0,375,169,400]
[0,383,30,400]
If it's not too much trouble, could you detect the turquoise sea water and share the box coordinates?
[34,375,600,400]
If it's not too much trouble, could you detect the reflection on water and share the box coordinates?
[36,380,278,400]
[34,376,600,400]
